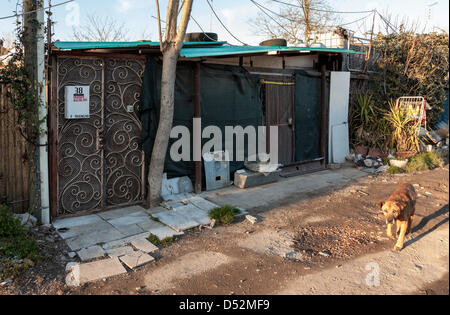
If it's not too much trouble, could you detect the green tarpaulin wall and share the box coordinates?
[140,57,326,184]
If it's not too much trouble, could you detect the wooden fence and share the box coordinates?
[0,83,32,213]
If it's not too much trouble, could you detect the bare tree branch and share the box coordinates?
[72,14,129,42]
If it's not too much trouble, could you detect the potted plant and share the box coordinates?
[384,100,420,159]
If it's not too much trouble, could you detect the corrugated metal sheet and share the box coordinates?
[53,41,227,50]
[180,45,364,58]
[53,41,365,58]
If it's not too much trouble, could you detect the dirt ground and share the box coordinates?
[1,165,448,295]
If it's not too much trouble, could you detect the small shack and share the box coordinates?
[48,39,361,218]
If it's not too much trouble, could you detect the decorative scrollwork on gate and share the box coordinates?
[56,56,145,216]
[104,58,145,207]
[57,57,104,215]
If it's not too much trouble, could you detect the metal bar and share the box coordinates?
[320,63,327,166]
[194,62,202,193]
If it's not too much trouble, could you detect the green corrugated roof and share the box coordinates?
[180,45,363,58]
[53,41,364,57]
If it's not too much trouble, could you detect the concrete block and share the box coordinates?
[234,170,279,189]
[77,245,105,261]
[119,251,155,269]
[66,257,127,286]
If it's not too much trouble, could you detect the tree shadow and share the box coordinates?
[404,205,449,248]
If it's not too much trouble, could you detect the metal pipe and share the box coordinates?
[320,62,327,165]
[37,3,50,224]
[194,62,202,193]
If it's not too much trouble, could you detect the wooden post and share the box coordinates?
[364,10,376,73]
[194,62,202,193]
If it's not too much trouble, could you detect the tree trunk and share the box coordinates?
[147,47,179,208]
[147,0,193,208]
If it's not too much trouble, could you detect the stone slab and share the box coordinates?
[145,206,169,215]
[97,205,146,221]
[53,214,103,230]
[131,238,159,253]
[187,197,219,212]
[77,245,105,262]
[119,251,155,269]
[113,224,145,237]
[152,210,200,232]
[137,220,184,240]
[56,220,115,240]
[105,245,136,257]
[150,226,184,240]
[102,232,151,250]
[71,257,127,285]
[65,228,125,251]
[106,212,152,228]
[173,204,211,225]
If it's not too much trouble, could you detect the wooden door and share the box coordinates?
[263,76,296,166]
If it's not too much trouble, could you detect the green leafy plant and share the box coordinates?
[371,31,448,127]
[386,166,406,174]
[147,234,176,247]
[350,92,392,152]
[384,101,420,153]
[0,205,40,278]
[209,205,241,225]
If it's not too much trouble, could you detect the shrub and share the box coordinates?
[0,205,39,278]
[406,152,444,173]
[387,166,406,174]
[209,205,241,225]
[147,234,176,247]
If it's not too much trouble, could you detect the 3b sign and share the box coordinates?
[65,86,90,119]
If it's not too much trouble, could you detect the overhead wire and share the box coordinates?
[267,0,374,14]
[205,0,248,45]
[0,0,74,20]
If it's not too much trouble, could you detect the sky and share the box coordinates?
[1,0,449,46]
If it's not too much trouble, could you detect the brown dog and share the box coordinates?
[377,184,416,251]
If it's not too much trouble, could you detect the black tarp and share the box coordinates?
[140,58,327,184]
[140,57,262,184]
[294,70,328,162]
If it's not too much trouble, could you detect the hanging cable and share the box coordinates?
[251,0,374,31]
[0,0,74,20]
[267,0,374,14]
[377,12,399,34]
[151,14,219,43]
[250,0,299,41]
[205,0,248,45]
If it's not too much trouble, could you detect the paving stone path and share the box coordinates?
[54,196,242,286]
